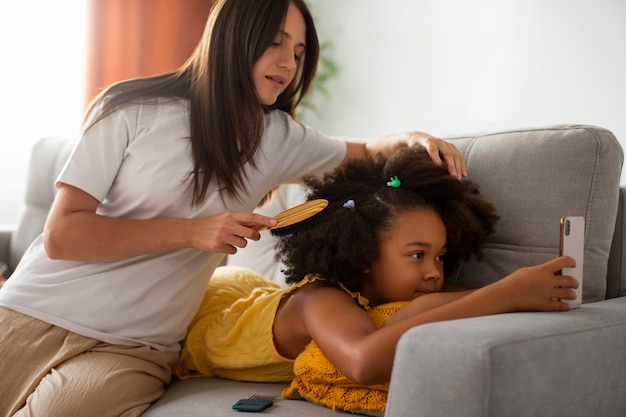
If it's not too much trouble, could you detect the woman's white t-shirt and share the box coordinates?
[0,99,346,354]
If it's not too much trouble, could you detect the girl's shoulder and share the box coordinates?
[291,274,370,310]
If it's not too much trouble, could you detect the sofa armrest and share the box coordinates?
[607,187,626,299]
[0,224,14,274]
[386,298,626,417]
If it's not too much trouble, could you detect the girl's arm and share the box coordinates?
[300,256,578,385]
[383,281,481,324]
[382,290,476,326]
[43,183,277,262]
[344,132,466,179]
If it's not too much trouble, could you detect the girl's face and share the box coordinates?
[253,4,306,105]
[363,208,446,305]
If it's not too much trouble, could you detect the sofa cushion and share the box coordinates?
[9,137,75,269]
[387,297,626,417]
[229,125,623,303]
[445,125,623,303]
[142,377,341,417]
[607,187,626,298]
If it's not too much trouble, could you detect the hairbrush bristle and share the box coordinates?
[269,206,329,236]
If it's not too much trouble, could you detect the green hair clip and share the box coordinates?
[386,176,401,188]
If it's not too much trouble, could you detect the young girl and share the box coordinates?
[174,145,578,413]
[0,1,465,416]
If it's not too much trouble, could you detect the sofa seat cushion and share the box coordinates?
[142,377,342,417]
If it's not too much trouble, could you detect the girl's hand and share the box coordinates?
[496,256,579,312]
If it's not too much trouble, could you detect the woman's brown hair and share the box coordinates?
[82,0,320,204]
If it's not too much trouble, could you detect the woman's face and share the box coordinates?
[363,208,447,305]
[252,4,306,105]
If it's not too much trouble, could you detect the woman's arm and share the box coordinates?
[43,183,277,262]
[344,132,466,179]
[301,257,578,385]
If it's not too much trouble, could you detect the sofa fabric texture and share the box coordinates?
[387,297,626,417]
[8,136,75,272]
[445,125,623,302]
[232,125,625,302]
[1,125,625,417]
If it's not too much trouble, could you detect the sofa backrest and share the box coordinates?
[9,125,626,302]
[9,136,75,269]
[444,125,624,303]
[228,125,626,302]
[608,189,626,298]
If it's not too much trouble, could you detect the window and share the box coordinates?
[0,1,87,223]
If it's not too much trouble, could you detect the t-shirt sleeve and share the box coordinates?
[56,106,135,202]
[262,111,347,184]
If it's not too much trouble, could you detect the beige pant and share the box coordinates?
[0,307,177,417]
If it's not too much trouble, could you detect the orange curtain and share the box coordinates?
[86,0,214,105]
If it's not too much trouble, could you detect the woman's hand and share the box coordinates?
[345,131,467,179]
[398,131,466,179]
[185,212,277,255]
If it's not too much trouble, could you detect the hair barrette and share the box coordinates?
[342,199,355,209]
[387,176,401,188]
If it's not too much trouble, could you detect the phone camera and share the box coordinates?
[565,220,571,236]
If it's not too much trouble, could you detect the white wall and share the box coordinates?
[0,1,87,224]
[304,0,626,179]
[1,0,625,223]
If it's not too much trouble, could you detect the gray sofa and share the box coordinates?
[1,125,625,417]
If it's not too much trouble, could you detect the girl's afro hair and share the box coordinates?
[275,145,499,292]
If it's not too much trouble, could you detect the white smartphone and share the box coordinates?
[559,216,585,309]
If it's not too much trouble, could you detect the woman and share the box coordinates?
[0,1,464,416]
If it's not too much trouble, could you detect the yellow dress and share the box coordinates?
[174,266,369,383]
[175,265,408,414]
[174,266,292,382]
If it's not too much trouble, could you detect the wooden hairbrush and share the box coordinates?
[253,199,329,236]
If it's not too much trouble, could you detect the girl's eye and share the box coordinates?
[294,54,301,62]
[410,252,446,262]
